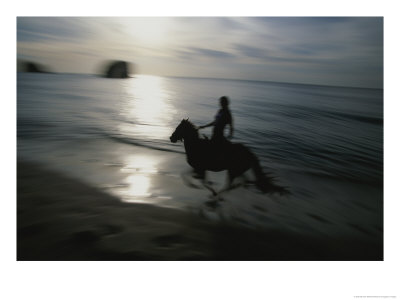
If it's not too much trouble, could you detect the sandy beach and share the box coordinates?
[17,157,382,261]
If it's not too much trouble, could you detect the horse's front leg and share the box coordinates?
[216,171,234,194]
[181,169,202,189]
[218,171,244,194]
[199,170,218,196]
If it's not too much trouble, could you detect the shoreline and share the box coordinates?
[17,159,382,261]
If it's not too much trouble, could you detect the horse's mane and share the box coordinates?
[181,119,201,139]
[182,119,197,131]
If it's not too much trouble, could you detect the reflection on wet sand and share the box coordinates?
[125,174,151,197]
[120,155,157,201]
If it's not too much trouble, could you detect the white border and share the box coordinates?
[3,1,399,300]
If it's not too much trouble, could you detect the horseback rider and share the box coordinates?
[199,96,234,143]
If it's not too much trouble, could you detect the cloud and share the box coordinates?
[17,17,92,42]
[16,17,383,88]
[176,47,236,61]
[233,43,342,67]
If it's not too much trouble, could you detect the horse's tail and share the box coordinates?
[251,154,290,195]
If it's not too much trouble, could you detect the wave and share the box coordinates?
[103,133,185,154]
[272,104,382,126]
[18,114,382,186]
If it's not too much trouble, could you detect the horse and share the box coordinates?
[170,119,289,196]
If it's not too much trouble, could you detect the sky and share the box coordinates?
[17,17,383,88]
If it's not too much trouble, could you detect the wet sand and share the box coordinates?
[17,160,382,261]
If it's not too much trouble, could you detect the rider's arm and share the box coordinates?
[227,112,233,139]
[228,121,234,139]
[199,121,215,129]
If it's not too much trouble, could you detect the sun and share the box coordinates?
[124,17,171,47]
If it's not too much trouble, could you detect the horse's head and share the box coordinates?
[170,119,197,143]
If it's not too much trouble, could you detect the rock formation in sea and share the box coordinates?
[18,61,50,73]
[104,60,131,78]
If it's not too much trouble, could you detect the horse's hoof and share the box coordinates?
[205,199,219,209]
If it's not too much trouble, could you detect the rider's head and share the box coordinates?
[220,96,229,108]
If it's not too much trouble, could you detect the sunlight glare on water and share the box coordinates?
[121,154,159,174]
[119,75,174,140]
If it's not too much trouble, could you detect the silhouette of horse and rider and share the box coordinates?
[170,96,288,196]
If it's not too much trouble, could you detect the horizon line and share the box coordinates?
[17,71,383,90]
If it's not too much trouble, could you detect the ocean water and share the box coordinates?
[17,73,383,243]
